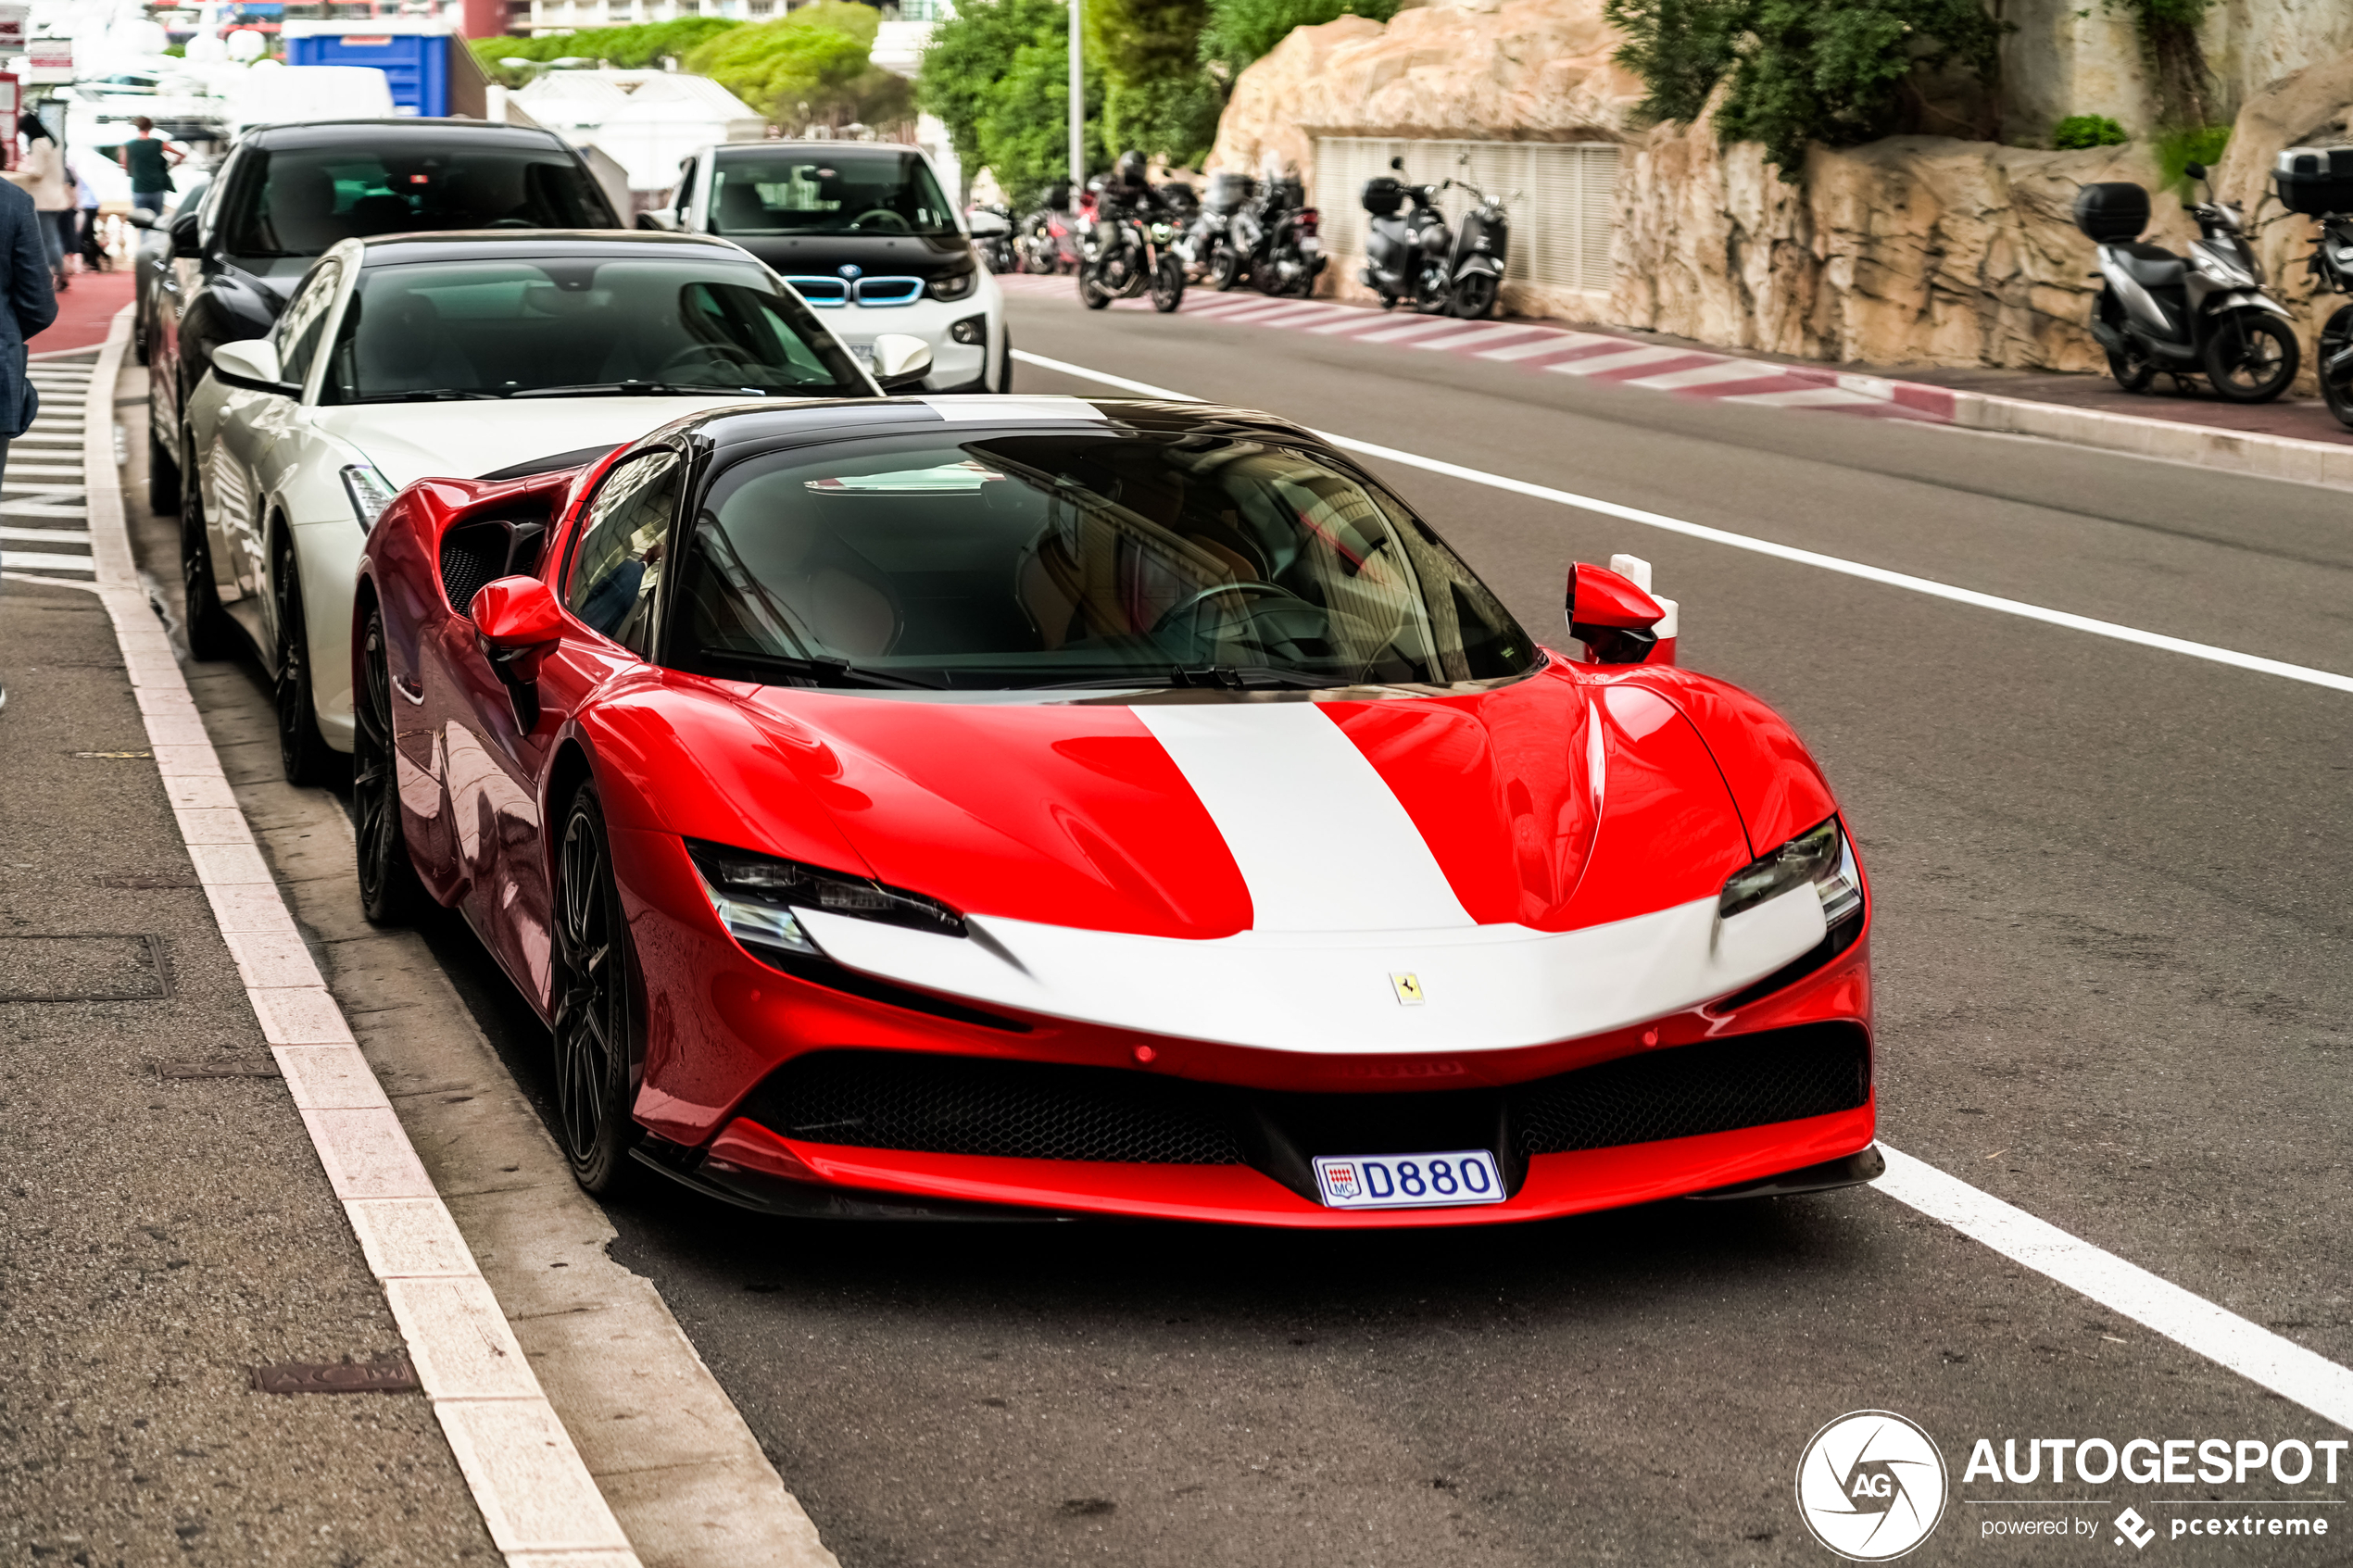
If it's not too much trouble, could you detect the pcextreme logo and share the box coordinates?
[1796,1411,1951,1561]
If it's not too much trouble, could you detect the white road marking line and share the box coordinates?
[1016,348,2353,696]
[0,525,93,544]
[0,548,95,571]
[1348,318,1477,346]
[59,307,647,1566]
[1547,345,1703,377]
[1877,1148,2353,1429]
[1477,332,1615,361]
[1626,359,1801,392]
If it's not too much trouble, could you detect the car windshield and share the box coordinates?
[668,432,1539,691]
[319,257,869,402]
[222,140,610,274]
[708,149,958,239]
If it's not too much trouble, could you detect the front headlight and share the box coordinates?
[927,268,977,302]
[1718,817,1861,924]
[685,838,966,962]
[342,464,398,530]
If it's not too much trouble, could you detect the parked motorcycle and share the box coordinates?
[1017,184,1086,275]
[2274,144,2353,428]
[967,203,1016,273]
[1235,174,1325,298]
[1079,187,1185,314]
[1185,171,1255,289]
[2075,167,2298,402]
[1360,155,1509,319]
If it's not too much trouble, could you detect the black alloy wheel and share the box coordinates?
[2105,344,2157,393]
[1150,254,1185,313]
[2319,304,2353,430]
[271,535,333,785]
[179,459,236,661]
[2203,312,2299,403]
[147,425,180,516]
[551,780,642,1193]
[1078,266,1113,309]
[354,608,424,925]
[1448,270,1500,320]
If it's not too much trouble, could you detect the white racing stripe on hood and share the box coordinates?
[1130,702,1472,933]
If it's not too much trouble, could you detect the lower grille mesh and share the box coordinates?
[743,1024,1869,1168]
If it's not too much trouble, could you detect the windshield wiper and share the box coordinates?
[1172,665,1337,690]
[351,389,503,403]
[507,381,763,399]
[695,647,942,690]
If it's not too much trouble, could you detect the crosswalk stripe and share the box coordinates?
[0,548,95,571]
[0,525,94,544]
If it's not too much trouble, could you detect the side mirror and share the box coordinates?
[870,332,933,391]
[2183,160,2207,180]
[210,339,300,397]
[1389,156,1405,171]
[126,208,156,231]
[472,575,564,725]
[1566,561,1665,665]
[966,209,1011,237]
[169,207,201,259]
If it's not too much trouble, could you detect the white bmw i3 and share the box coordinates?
[180,228,912,782]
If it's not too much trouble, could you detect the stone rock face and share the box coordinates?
[1205,0,1636,183]
[1612,95,2183,371]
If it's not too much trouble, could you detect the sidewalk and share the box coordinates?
[31,269,136,358]
[0,351,499,1563]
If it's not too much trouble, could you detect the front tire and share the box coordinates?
[2203,312,2298,403]
[2106,345,2157,393]
[271,535,333,785]
[147,427,180,516]
[1079,267,1113,309]
[1150,255,1185,313]
[1208,246,1242,291]
[355,607,424,925]
[1448,270,1499,320]
[179,464,236,662]
[2319,304,2353,430]
[551,780,642,1194]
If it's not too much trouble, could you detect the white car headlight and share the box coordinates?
[1718,818,1861,925]
[342,464,398,531]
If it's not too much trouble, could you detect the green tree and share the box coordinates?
[1604,0,2001,179]
[1197,0,1398,83]
[472,19,741,87]
[1087,0,1219,167]
[686,3,912,130]
[919,0,1105,203]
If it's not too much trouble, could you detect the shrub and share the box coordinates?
[2052,115,2129,149]
[2154,123,2229,199]
[1197,0,1400,83]
[686,3,911,130]
[472,19,741,87]
[920,0,1106,205]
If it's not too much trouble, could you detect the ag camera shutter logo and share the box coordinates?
[1795,1411,1949,1561]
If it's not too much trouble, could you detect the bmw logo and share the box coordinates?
[838,264,862,280]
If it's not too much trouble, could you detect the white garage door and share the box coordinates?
[1312,137,1619,295]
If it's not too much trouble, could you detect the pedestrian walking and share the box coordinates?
[0,172,61,715]
[6,116,73,292]
[117,116,183,220]
[67,147,106,272]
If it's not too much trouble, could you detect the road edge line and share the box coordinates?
[1007,348,2353,696]
[74,306,645,1566]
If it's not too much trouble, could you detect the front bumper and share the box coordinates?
[615,826,1877,1226]
[809,280,1005,393]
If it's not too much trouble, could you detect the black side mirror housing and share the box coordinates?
[169,209,202,260]
[2183,160,2206,180]
[1389,156,1405,171]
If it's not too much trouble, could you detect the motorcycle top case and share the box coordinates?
[2273,146,2353,216]
[1361,175,1405,217]
[1205,171,1258,213]
[2073,182,2150,243]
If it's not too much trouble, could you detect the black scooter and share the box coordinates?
[2076,165,2298,402]
[1360,155,1509,319]
[2274,144,2353,428]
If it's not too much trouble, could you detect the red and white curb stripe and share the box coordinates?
[995,271,1959,420]
[6,309,642,1568]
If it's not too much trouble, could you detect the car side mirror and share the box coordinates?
[966,209,1011,237]
[169,207,202,259]
[210,339,301,397]
[2183,160,2206,180]
[871,332,933,391]
[1566,562,1666,664]
[473,575,564,654]
[1389,156,1405,171]
[126,208,156,231]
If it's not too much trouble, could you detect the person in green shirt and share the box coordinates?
[117,117,183,219]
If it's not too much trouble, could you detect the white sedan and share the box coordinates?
[180,228,926,783]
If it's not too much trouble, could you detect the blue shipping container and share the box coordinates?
[283,31,447,118]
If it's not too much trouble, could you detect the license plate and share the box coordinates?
[1313,1149,1504,1210]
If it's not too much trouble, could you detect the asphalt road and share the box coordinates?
[132,291,2353,1566]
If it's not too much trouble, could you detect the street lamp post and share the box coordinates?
[1067,0,1083,193]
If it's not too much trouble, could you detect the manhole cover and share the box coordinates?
[0,935,170,1002]
[251,1359,420,1395]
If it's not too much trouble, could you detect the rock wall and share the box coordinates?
[1204,0,1636,184]
[2213,46,2353,393]
[1611,98,2182,371]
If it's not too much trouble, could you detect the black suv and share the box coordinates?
[145,119,620,512]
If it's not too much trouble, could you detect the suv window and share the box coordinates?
[272,260,342,389]
[222,138,612,275]
[708,148,957,238]
[567,453,682,659]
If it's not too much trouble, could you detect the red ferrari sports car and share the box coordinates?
[353,395,1875,1225]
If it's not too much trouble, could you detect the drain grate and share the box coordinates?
[251,1359,420,1395]
[0,935,170,1001]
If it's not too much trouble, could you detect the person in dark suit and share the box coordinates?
[0,173,61,715]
